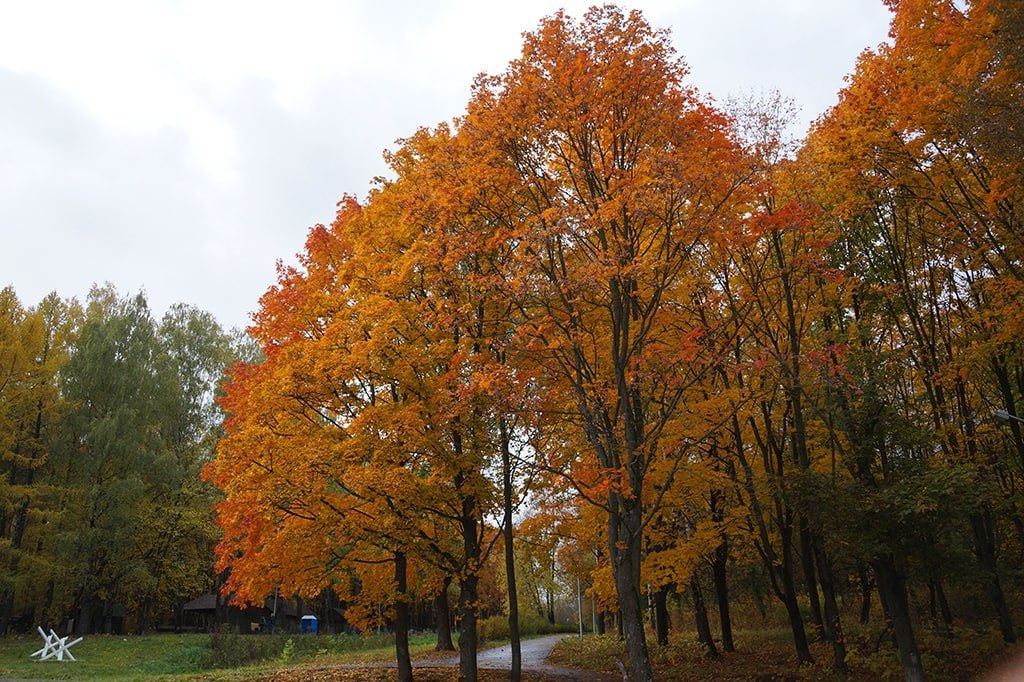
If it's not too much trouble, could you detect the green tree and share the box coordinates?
[49,287,165,634]
[0,289,77,633]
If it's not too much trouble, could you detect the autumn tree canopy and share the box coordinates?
[205,3,1024,682]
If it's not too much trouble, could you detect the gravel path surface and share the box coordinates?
[433,633,616,680]
[314,633,617,681]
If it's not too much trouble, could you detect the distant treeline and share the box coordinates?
[0,284,256,635]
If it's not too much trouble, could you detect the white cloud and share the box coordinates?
[0,0,892,329]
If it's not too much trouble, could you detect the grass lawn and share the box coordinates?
[6,623,1019,681]
[0,633,211,680]
[0,631,439,681]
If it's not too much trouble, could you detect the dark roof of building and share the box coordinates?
[183,594,218,611]
[181,593,316,618]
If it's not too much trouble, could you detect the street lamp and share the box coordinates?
[994,409,1024,425]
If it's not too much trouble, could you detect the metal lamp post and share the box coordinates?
[994,409,1024,425]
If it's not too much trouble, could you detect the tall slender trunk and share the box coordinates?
[457,481,481,682]
[858,561,873,624]
[731,412,813,664]
[434,577,455,651]
[458,574,480,682]
[690,573,719,658]
[654,584,670,647]
[773,226,836,662]
[0,495,30,635]
[609,494,653,682]
[499,416,522,681]
[779,513,814,664]
[874,556,926,682]
[799,521,825,639]
[970,509,1016,642]
[926,575,953,636]
[394,552,413,682]
[711,540,735,652]
[813,536,846,672]
[710,488,735,652]
[136,598,151,635]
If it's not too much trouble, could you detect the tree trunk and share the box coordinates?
[500,416,522,682]
[75,592,93,635]
[799,520,825,639]
[730,413,812,663]
[609,496,653,682]
[654,584,670,647]
[458,574,479,682]
[934,577,953,634]
[970,509,1016,643]
[690,573,719,658]
[711,526,735,652]
[926,576,954,637]
[457,479,481,682]
[780,513,814,664]
[434,577,455,651]
[102,598,113,635]
[136,597,151,635]
[394,552,413,682]
[874,555,926,682]
[858,561,872,625]
[813,535,847,672]
[41,579,54,632]
[0,495,30,635]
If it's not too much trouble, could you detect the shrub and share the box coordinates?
[478,615,509,643]
[519,613,575,636]
[209,627,281,668]
[478,613,577,642]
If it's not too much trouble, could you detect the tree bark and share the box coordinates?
[970,509,1016,643]
[434,577,455,651]
[858,561,872,624]
[654,584,670,647]
[609,495,653,682]
[457,478,481,682]
[500,416,522,682]
[394,552,413,682]
[874,555,926,682]
[710,489,735,653]
[690,573,719,658]
[730,410,812,664]
[779,521,814,665]
[813,535,846,672]
[799,520,825,639]
[926,576,954,636]
[0,495,30,635]
[458,573,480,682]
[934,577,953,634]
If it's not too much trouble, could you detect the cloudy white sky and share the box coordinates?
[1,1,892,330]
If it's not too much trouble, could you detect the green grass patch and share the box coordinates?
[0,633,211,680]
[0,631,439,681]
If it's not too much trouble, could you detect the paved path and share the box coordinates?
[318,633,617,681]
[433,633,616,680]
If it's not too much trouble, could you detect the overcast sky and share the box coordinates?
[1,0,892,330]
